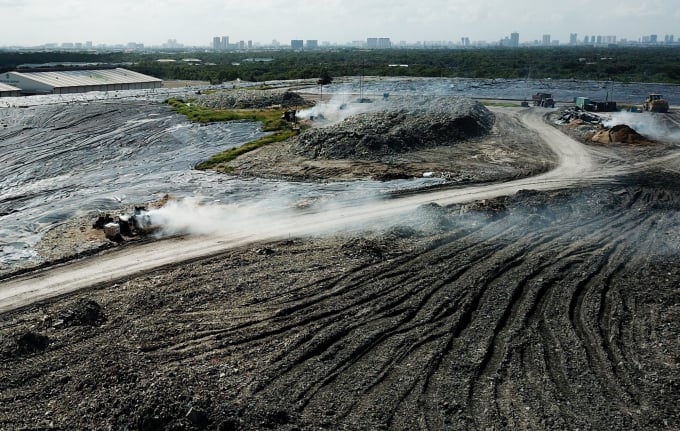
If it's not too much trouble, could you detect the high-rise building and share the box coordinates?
[570,33,578,45]
[367,38,391,49]
[221,36,229,50]
[306,40,318,49]
[510,32,519,48]
[291,40,304,50]
[212,37,221,50]
[542,34,551,46]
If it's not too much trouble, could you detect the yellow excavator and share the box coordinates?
[644,94,669,113]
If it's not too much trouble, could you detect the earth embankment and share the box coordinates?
[224,101,555,182]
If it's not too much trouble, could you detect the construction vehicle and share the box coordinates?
[532,92,555,108]
[644,94,669,113]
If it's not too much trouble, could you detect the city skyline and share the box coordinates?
[0,0,678,48]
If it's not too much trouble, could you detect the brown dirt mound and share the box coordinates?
[591,124,653,145]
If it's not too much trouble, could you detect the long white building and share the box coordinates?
[0,82,21,97]
[0,68,162,95]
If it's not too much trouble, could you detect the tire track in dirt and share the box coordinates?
[1,107,679,429]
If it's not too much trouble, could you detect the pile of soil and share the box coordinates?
[1,176,678,430]
[224,106,545,183]
[591,124,653,145]
[291,97,495,160]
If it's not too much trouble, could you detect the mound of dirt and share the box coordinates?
[1,331,50,358]
[51,299,107,328]
[590,124,653,145]
[291,97,495,160]
[196,90,306,110]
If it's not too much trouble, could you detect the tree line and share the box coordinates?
[2,47,680,84]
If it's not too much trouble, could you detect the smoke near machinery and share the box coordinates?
[141,189,396,240]
[603,112,680,143]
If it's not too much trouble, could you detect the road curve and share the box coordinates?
[0,108,598,313]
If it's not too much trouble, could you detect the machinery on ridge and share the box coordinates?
[644,94,669,113]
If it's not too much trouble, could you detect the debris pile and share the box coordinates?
[554,107,602,126]
[291,97,495,160]
[195,90,306,110]
[46,299,107,328]
[552,108,655,146]
[590,124,651,145]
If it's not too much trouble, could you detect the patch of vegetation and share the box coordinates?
[166,98,300,170]
[480,100,522,108]
[195,129,299,171]
[166,97,287,131]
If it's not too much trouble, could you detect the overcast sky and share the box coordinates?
[1,0,678,47]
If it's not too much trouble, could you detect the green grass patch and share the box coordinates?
[195,129,298,171]
[166,97,287,131]
[479,100,524,108]
[166,98,303,170]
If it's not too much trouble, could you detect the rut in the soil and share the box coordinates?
[204,183,677,430]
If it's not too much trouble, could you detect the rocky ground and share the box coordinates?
[1,174,678,430]
[0,100,678,430]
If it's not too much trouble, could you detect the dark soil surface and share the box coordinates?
[1,96,678,430]
[1,173,678,430]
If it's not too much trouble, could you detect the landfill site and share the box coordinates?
[0,79,679,430]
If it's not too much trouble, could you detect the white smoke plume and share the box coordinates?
[296,87,388,125]
[143,189,391,240]
[145,196,296,237]
[603,112,680,143]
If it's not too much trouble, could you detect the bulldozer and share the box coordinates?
[644,94,669,113]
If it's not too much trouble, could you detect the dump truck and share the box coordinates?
[644,94,669,113]
[532,92,555,108]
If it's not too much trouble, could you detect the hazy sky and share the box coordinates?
[1,0,678,46]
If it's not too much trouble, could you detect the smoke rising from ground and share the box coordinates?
[296,88,388,125]
[603,112,680,143]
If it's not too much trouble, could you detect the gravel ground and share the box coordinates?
[1,174,678,430]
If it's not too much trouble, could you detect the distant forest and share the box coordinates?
[2,47,680,85]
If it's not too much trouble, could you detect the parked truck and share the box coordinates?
[532,92,555,108]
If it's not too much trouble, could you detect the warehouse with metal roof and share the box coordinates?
[0,68,162,95]
[0,82,21,97]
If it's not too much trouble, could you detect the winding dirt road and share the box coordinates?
[0,108,602,314]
